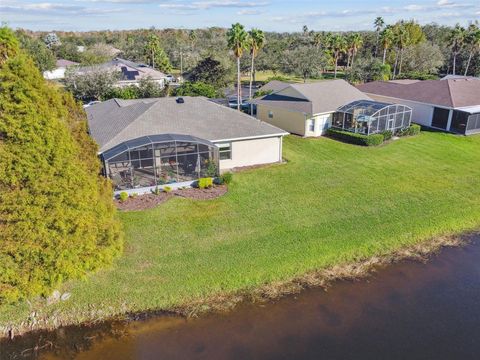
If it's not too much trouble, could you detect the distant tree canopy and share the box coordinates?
[15,30,56,72]
[104,77,167,100]
[18,20,480,88]
[0,27,122,304]
[174,81,219,98]
[186,56,232,88]
[64,67,120,101]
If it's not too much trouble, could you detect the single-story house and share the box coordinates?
[252,79,395,137]
[43,59,79,80]
[77,58,168,88]
[85,96,288,194]
[357,78,480,135]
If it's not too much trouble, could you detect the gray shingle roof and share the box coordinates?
[252,79,371,115]
[86,97,288,153]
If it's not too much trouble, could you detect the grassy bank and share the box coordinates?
[2,132,480,336]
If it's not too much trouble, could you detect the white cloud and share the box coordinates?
[158,1,269,10]
[237,9,262,15]
[404,4,425,11]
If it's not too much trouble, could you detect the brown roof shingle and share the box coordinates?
[357,78,480,108]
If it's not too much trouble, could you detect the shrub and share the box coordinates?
[163,186,172,193]
[221,172,233,185]
[119,192,129,202]
[0,27,122,304]
[365,134,384,146]
[130,193,138,198]
[151,186,161,195]
[398,124,421,137]
[198,177,213,189]
[381,130,393,141]
[327,129,384,147]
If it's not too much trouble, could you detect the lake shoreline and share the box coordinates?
[1,231,476,341]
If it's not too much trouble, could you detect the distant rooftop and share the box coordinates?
[78,58,167,81]
[56,59,78,67]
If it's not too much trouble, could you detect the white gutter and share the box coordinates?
[211,133,289,143]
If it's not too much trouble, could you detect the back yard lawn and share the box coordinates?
[2,131,480,332]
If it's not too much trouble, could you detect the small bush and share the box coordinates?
[327,129,384,147]
[130,193,138,198]
[381,130,393,141]
[151,186,161,195]
[198,177,213,189]
[163,186,172,193]
[221,172,233,185]
[119,192,129,202]
[398,124,421,137]
[365,134,384,146]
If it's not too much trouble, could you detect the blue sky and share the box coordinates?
[1,0,478,31]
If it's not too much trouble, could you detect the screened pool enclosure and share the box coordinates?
[332,100,413,135]
[101,134,219,191]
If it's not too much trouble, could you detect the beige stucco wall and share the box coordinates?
[305,113,333,137]
[366,93,434,127]
[217,136,282,170]
[257,104,307,136]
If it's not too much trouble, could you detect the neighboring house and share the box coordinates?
[252,80,373,137]
[43,59,79,80]
[77,58,168,88]
[86,96,288,194]
[357,78,480,135]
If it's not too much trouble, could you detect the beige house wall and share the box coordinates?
[257,104,308,136]
[305,113,333,137]
[217,136,283,170]
[366,93,434,127]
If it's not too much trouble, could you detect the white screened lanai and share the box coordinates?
[332,100,413,135]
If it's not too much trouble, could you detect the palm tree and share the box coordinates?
[248,28,265,113]
[313,32,322,48]
[331,34,347,78]
[374,17,385,56]
[145,34,160,69]
[464,24,480,76]
[392,23,409,78]
[227,23,249,111]
[449,24,466,75]
[380,27,394,65]
[349,33,363,67]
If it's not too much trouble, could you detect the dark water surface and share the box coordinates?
[3,235,480,360]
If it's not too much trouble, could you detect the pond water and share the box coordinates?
[3,234,480,360]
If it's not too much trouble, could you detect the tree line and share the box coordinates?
[16,19,480,103]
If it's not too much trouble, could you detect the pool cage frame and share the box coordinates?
[332,100,413,135]
[101,134,219,191]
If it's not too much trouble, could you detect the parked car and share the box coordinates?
[165,74,176,83]
[83,101,101,108]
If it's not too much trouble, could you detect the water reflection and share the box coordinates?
[3,235,480,360]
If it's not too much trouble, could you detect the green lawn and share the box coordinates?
[2,132,480,329]
[241,70,346,84]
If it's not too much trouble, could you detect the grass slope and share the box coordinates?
[2,132,480,328]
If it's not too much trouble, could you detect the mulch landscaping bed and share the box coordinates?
[116,185,228,211]
[174,185,228,200]
[116,193,173,211]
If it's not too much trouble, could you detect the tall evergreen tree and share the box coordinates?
[0,27,122,304]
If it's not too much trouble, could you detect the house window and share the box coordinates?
[308,119,315,132]
[217,143,231,160]
[268,111,274,119]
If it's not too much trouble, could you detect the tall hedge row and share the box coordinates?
[0,28,123,304]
